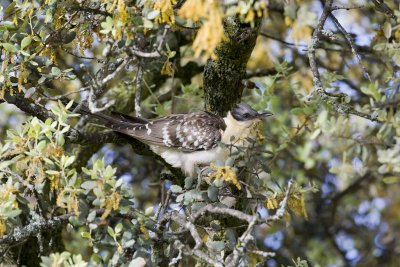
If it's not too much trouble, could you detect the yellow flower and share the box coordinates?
[54,8,66,30]
[80,30,94,55]
[0,219,6,237]
[244,9,255,23]
[161,60,174,76]
[117,0,128,24]
[193,4,225,60]
[152,0,176,25]
[18,63,27,93]
[49,174,60,192]
[265,191,308,220]
[140,223,150,240]
[44,143,64,158]
[178,0,205,21]
[57,189,80,215]
[209,164,241,190]
[101,192,122,220]
[179,0,225,61]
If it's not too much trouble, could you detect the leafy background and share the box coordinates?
[1,0,400,266]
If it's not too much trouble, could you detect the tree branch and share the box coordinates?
[204,16,261,115]
[307,1,381,122]
[0,214,70,248]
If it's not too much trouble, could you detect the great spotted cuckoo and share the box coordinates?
[83,103,273,176]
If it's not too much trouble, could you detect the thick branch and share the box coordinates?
[2,92,54,122]
[204,16,261,115]
[0,214,70,247]
[191,204,253,224]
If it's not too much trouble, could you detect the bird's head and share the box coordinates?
[230,102,273,122]
[222,102,273,144]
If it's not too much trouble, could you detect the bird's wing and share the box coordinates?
[115,112,226,151]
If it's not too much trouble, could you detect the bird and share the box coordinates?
[81,103,273,176]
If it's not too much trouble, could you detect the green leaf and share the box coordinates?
[208,240,225,252]
[62,31,76,44]
[184,177,193,189]
[51,67,62,76]
[107,226,115,237]
[129,257,146,267]
[38,76,47,84]
[360,82,381,101]
[56,134,65,146]
[115,178,123,188]
[36,140,47,151]
[45,170,60,175]
[167,50,176,59]
[81,181,97,190]
[21,36,32,50]
[104,165,115,178]
[145,206,154,216]
[210,220,221,230]
[115,223,123,234]
[4,3,16,15]
[0,21,17,31]
[383,176,400,184]
[207,186,219,202]
[143,19,153,29]
[170,185,182,193]
[64,156,75,168]
[3,209,21,218]
[81,231,91,238]
[176,193,184,203]
[303,106,315,115]
[147,10,160,20]
[393,53,400,66]
[65,100,74,110]
[290,107,304,115]
[383,22,392,39]
[225,228,237,249]
[20,50,30,57]
[87,210,96,222]
[100,16,113,34]
[1,43,18,53]
[0,159,17,170]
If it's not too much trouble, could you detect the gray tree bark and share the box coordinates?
[204,17,260,116]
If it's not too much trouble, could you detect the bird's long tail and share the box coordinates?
[64,100,148,129]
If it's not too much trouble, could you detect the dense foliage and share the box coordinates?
[1,0,400,266]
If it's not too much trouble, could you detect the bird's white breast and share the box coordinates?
[150,145,227,176]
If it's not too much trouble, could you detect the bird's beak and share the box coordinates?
[258,111,273,119]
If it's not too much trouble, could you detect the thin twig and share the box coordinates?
[330,14,371,82]
[135,65,143,117]
[155,188,171,221]
[259,32,307,47]
[331,5,366,10]
[101,59,130,85]
[307,1,380,122]
[266,179,294,222]
[174,240,223,267]
[62,47,104,63]
[162,212,203,250]
[307,0,333,98]
[45,87,89,101]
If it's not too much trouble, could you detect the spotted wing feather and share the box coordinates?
[113,112,226,151]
